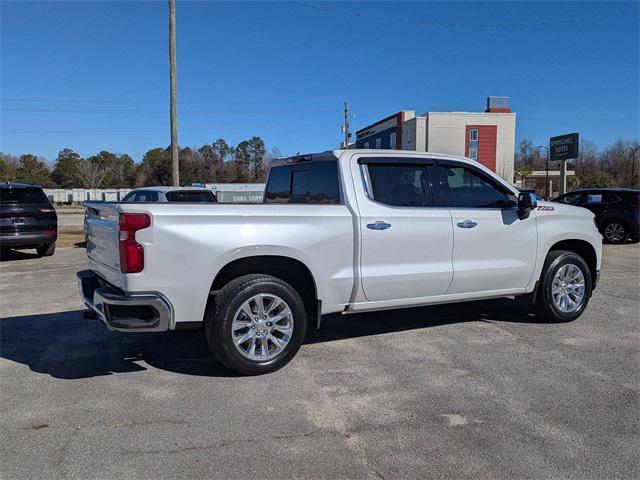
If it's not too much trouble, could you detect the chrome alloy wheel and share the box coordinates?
[551,264,586,313]
[604,223,625,243]
[231,293,294,361]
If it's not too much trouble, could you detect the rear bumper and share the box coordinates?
[76,270,172,332]
[0,231,57,247]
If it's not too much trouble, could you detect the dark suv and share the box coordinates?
[553,188,639,244]
[0,182,58,256]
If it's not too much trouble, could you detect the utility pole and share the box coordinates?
[631,146,639,188]
[169,0,179,186]
[342,100,350,149]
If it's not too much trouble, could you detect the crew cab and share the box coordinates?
[78,150,602,375]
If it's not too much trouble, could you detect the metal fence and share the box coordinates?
[43,188,132,203]
[43,184,266,204]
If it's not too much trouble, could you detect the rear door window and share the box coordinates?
[586,193,603,204]
[558,193,584,205]
[0,187,49,204]
[602,192,621,204]
[366,164,433,207]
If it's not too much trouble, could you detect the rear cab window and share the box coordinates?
[265,160,340,204]
[0,187,50,204]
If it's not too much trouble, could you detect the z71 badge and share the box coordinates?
[537,205,555,211]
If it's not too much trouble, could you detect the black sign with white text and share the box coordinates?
[550,133,579,161]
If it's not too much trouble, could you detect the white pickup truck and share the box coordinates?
[78,150,602,375]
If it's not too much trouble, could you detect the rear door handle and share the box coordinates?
[367,221,391,230]
[456,220,478,229]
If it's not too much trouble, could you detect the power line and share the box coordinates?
[0,123,338,134]
[1,97,349,105]
[290,1,635,28]
[1,106,342,115]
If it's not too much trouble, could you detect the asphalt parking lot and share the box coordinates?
[1,245,638,479]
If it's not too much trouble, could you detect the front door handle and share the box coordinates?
[457,220,478,229]
[367,221,391,230]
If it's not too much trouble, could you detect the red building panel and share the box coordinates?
[465,125,497,171]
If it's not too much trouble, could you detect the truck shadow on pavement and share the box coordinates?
[0,297,546,379]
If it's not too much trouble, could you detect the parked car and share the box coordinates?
[552,188,639,244]
[121,186,217,203]
[78,150,602,375]
[0,182,57,256]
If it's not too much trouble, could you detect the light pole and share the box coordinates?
[537,145,550,199]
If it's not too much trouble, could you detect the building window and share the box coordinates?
[390,132,396,149]
[469,128,479,160]
[364,142,369,149]
[375,138,382,149]
[407,128,411,143]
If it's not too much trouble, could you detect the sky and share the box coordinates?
[1,0,638,163]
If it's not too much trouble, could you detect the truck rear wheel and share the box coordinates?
[533,250,592,323]
[205,274,307,375]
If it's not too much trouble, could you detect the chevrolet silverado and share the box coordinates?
[78,150,602,375]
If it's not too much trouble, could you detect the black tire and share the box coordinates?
[36,242,56,257]
[602,219,628,244]
[205,274,307,375]
[533,250,592,323]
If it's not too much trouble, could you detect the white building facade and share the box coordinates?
[355,97,516,181]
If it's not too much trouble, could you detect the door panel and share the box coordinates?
[447,208,537,293]
[360,207,454,301]
[429,162,537,295]
[354,159,454,302]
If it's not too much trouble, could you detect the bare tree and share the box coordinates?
[78,159,107,188]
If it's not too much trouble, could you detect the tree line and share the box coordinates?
[515,138,639,191]
[1,136,637,190]
[0,136,279,189]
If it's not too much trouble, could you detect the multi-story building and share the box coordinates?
[354,97,516,181]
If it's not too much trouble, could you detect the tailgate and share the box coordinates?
[84,202,121,278]
[0,203,56,234]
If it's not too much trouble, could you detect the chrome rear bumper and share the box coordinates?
[77,270,172,332]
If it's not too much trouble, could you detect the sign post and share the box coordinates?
[550,133,579,195]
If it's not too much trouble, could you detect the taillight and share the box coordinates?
[119,213,150,273]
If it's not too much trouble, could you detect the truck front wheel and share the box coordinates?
[205,274,307,375]
[533,250,592,323]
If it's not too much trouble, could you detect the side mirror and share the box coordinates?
[517,192,537,219]
[518,192,538,209]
